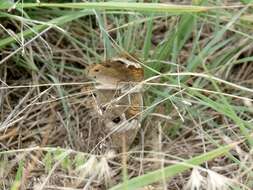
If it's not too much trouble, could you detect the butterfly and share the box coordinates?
[85,55,144,148]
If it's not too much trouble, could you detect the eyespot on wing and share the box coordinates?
[86,64,102,78]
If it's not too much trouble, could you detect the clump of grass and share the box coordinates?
[1,0,253,189]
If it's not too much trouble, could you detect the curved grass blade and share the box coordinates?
[110,142,237,190]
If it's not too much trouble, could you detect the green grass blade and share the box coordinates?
[143,16,153,60]
[94,11,114,58]
[110,143,236,190]
[10,159,24,190]
[0,2,210,13]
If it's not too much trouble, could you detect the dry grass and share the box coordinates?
[1,0,253,190]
